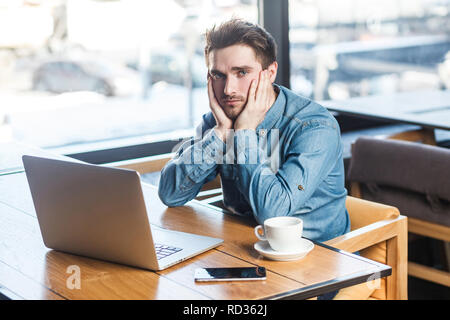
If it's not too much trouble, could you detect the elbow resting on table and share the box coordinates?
[157,185,188,207]
[251,183,297,222]
[157,170,189,207]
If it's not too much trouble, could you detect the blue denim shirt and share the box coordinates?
[158,85,350,242]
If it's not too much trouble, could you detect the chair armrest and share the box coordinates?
[326,215,408,300]
[325,215,406,253]
[346,196,400,230]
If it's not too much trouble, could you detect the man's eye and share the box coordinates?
[238,70,247,76]
[212,74,223,80]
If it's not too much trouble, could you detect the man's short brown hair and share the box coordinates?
[204,18,277,69]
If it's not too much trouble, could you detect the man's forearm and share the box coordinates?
[158,128,225,206]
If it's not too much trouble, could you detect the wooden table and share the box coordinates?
[0,142,391,300]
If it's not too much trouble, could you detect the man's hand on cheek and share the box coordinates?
[207,77,233,142]
[234,70,273,131]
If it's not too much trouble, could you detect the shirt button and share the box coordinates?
[298,185,304,191]
[260,129,267,137]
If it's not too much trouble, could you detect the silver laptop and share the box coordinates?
[22,155,223,271]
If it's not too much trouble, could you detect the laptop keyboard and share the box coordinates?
[154,243,183,260]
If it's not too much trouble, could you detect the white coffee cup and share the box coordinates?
[254,217,303,252]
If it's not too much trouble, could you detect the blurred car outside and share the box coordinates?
[32,57,141,97]
[129,50,207,89]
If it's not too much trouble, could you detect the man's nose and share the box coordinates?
[223,77,237,97]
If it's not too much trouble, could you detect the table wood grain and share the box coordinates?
[0,144,391,300]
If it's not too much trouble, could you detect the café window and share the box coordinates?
[289,0,450,101]
[0,0,258,153]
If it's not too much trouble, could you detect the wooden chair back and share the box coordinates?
[325,196,408,300]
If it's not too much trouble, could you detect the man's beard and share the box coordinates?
[220,95,246,120]
[222,105,244,120]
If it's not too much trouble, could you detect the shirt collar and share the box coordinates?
[256,83,286,132]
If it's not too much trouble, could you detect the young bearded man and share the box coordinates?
[158,19,350,243]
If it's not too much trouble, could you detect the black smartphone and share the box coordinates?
[194,266,266,282]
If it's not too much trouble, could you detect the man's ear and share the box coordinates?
[267,61,278,83]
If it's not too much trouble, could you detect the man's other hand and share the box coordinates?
[208,77,233,142]
[234,70,273,132]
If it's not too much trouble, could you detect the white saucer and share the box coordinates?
[254,238,314,261]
